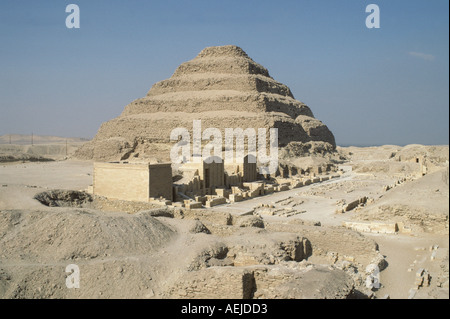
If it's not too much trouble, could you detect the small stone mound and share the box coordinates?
[235,215,265,228]
[189,220,211,234]
[189,243,232,271]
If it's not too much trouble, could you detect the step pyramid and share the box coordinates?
[75,45,335,162]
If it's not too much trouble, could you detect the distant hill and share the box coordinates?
[0,134,90,145]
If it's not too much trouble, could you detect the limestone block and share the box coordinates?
[243,182,264,192]
[186,201,203,209]
[414,269,430,288]
[229,194,244,203]
[248,190,260,198]
[215,188,229,199]
[231,186,242,194]
[195,196,207,205]
[343,221,399,234]
[290,180,303,188]
[205,197,227,207]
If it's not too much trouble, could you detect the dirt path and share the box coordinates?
[366,233,448,299]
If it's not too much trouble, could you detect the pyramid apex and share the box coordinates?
[196,45,250,59]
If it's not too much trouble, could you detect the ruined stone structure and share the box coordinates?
[174,158,341,207]
[93,162,173,202]
[225,155,258,183]
[181,156,225,190]
[176,154,261,202]
[343,221,399,234]
[75,45,336,162]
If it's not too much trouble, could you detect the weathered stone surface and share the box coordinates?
[190,220,211,234]
[234,215,265,228]
[75,45,335,162]
[252,265,354,299]
[168,266,256,299]
[168,264,354,299]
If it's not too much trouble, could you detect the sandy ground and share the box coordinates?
[367,233,448,299]
[0,144,448,299]
[210,162,449,298]
[0,161,92,210]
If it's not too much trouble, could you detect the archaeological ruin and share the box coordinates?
[75,45,336,163]
[93,162,173,202]
[1,45,448,301]
[84,45,342,207]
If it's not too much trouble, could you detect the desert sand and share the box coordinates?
[0,142,448,299]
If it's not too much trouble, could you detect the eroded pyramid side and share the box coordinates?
[75,45,336,163]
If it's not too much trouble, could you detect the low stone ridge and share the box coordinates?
[75,45,335,162]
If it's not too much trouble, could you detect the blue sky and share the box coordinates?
[0,0,448,146]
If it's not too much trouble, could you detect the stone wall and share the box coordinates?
[149,163,173,201]
[94,162,150,202]
[93,162,172,202]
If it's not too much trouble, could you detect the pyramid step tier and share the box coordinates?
[147,73,294,98]
[74,45,336,162]
[122,91,314,119]
[91,111,335,148]
[173,56,270,77]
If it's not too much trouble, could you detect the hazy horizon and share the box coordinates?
[1,133,448,149]
[1,1,448,146]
